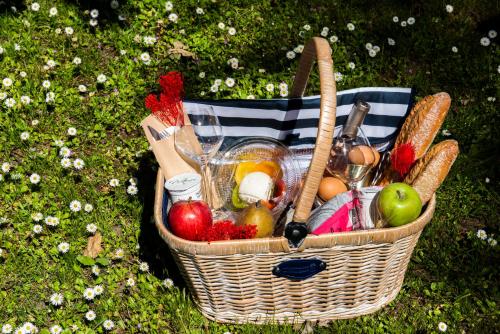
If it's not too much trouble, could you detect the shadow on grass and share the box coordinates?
[134,152,188,290]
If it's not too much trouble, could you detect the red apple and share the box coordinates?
[168,199,213,241]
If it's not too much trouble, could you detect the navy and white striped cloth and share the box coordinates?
[184,87,414,164]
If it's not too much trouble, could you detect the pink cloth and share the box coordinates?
[311,201,355,234]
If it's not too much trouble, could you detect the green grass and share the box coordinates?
[0,0,499,333]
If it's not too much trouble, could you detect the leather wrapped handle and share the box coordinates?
[290,37,337,223]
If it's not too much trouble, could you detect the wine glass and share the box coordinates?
[326,125,376,229]
[174,105,224,208]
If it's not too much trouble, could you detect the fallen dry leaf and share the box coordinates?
[83,232,103,258]
[168,41,196,59]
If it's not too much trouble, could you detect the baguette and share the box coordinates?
[395,92,451,159]
[404,140,459,204]
[377,92,451,185]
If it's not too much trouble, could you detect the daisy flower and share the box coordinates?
[477,229,487,240]
[279,89,288,97]
[143,36,156,45]
[73,158,85,170]
[140,52,150,63]
[347,23,355,31]
[303,24,311,31]
[2,324,13,334]
[365,42,373,50]
[45,216,59,227]
[265,83,274,92]
[334,72,343,82]
[54,139,64,147]
[109,178,119,187]
[488,237,497,246]
[86,223,97,234]
[29,173,40,184]
[218,22,225,29]
[33,224,43,234]
[13,328,24,334]
[103,320,114,331]
[83,288,95,300]
[4,98,14,108]
[480,37,491,46]
[20,96,31,105]
[73,57,82,65]
[286,51,296,59]
[14,44,20,51]
[126,277,135,287]
[129,177,138,185]
[294,45,304,53]
[445,5,453,13]
[85,310,96,321]
[0,92,6,100]
[438,322,447,332]
[329,35,338,43]
[127,185,138,195]
[22,323,36,334]
[162,278,174,288]
[50,325,62,334]
[89,19,98,27]
[110,0,119,9]
[92,265,100,276]
[387,38,395,46]
[393,16,399,23]
[114,248,124,259]
[58,242,70,253]
[485,177,490,183]
[65,27,74,35]
[93,284,104,294]
[225,77,235,87]
[31,2,40,11]
[49,7,58,16]
[59,147,71,157]
[46,92,55,103]
[78,85,87,93]
[228,27,236,35]
[31,119,39,126]
[168,13,178,23]
[47,59,56,68]
[401,21,407,27]
[165,1,173,11]
[196,7,204,14]
[139,262,149,272]
[42,80,51,89]
[50,292,64,306]
[348,62,355,70]
[372,45,380,52]
[61,158,72,168]
[488,30,497,39]
[20,132,30,140]
[90,9,99,18]
[452,46,458,53]
[407,17,415,25]
[2,78,12,87]
[69,200,82,212]
[67,127,77,136]
[84,203,94,212]
[2,162,11,173]
[55,28,61,34]
[320,29,328,37]
[97,74,107,83]
[32,212,43,221]
[198,72,206,79]
[369,49,377,57]
[210,85,218,93]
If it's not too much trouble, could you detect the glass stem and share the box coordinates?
[200,156,212,207]
[349,182,362,230]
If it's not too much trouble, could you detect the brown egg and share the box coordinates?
[371,147,381,166]
[348,145,375,166]
[318,177,348,201]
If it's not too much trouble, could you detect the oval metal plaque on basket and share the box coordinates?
[272,259,326,280]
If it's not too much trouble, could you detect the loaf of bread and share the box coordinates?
[395,92,451,160]
[377,92,452,185]
[404,140,459,204]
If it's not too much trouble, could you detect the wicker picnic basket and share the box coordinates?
[153,37,436,324]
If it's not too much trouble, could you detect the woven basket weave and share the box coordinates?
[153,37,436,324]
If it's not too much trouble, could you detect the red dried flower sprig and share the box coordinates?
[145,71,185,126]
[391,142,416,177]
[204,220,257,242]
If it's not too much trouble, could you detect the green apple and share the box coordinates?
[377,183,422,227]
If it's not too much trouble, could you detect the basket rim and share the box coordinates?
[154,169,435,256]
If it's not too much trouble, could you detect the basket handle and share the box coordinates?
[286,37,337,247]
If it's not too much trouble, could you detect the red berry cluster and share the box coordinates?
[204,220,257,242]
[145,71,185,126]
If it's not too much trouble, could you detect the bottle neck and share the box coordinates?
[342,101,370,139]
